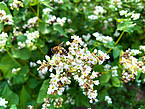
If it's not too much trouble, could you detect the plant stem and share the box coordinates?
[28,72,41,80]
[29,5,42,22]
[37,45,46,55]
[6,50,22,68]
[107,30,125,54]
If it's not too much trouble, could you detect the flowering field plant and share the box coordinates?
[0,0,145,109]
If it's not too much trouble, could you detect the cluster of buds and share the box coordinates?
[37,35,110,107]
[42,98,50,109]
[9,0,23,10]
[24,31,39,50]
[0,32,8,52]
[120,50,144,83]
[93,32,113,45]
[54,97,63,108]
[0,10,13,25]
[23,17,38,29]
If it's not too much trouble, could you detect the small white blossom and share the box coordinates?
[0,97,8,108]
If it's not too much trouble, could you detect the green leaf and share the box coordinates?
[113,46,121,59]
[29,78,40,89]
[117,21,135,33]
[112,77,121,87]
[2,84,19,105]
[17,35,27,42]
[0,55,15,78]
[12,48,31,60]
[37,39,44,48]
[100,73,111,84]
[53,23,68,38]
[75,93,90,107]
[10,104,17,109]
[20,86,31,109]
[136,71,142,81]
[0,23,4,32]
[29,0,37,6]
[12,66,29,84]
[37,79,50,104]
[0,2,11,15]
[39,22,52,34]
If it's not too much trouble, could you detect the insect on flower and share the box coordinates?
[51,42,68,56]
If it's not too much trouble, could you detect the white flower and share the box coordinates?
[93,80,99,85]
[88,15,98,20]
[105,96,112,104]
[131,13,140,20]
[0,97,8,108]
[119,10,128,16]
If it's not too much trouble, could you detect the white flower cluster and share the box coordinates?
[94,6,105,15]
[54,97,63,108]
[111,66,118,77]
[0,32,8,52]
[93,32,113,44]
[45,15,67,26]
[42,98,50,109]
[23,31,39,50]
[23,17,38,29]
[82,33,91,42]
[120,51,144,83]
[0,97,8,108]
[104,64,111,71]
[110,0,122,8]
[9,0,23,10]
[43,8,52,15]
[12,67,21,74]
[37,35,110,106]
[139,45,145,52]
[67,28,74,33]
[105,96,112,104]
[56,17,67,26]
[88,15,98,20]
[126,48,142,56]
[64,94,75,105]
[0,10,13,25]
[50,0,63,4]
[45,15,56,25]
[30,62,37,67]
[136,80,141,86]
[113,30,120,37]
[104,64,118,77]
[119,10,140,20]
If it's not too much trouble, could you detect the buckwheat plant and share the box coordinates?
[0,9,13,25]
[37,35,110,108]
[0,32,8,52]
[9,0,23,10]
[120,49,144,83]
[23,31,39,50]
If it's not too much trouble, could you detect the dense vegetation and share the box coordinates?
[0,0,145,109]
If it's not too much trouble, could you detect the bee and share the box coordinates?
[51,42,68,56]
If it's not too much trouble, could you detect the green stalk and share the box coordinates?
[107,30,125,54]
[6,50,22,68]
